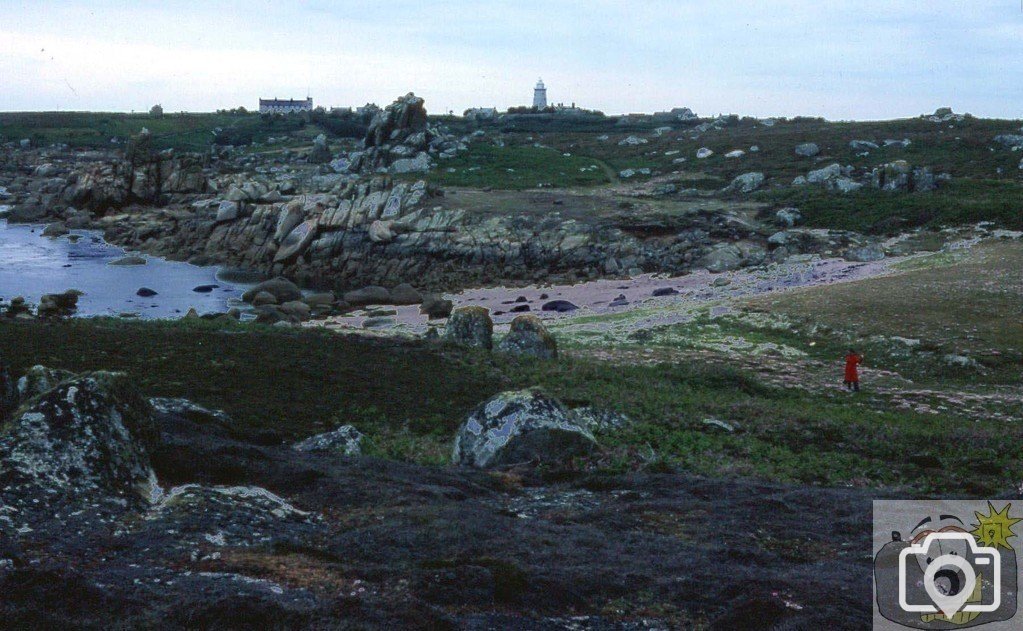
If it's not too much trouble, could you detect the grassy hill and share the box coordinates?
[4,109,1022,232]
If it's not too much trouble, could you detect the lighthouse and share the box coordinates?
[532,78,547,109]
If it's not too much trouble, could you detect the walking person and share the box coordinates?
[844,348,863,392]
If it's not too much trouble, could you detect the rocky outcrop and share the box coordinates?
[2,143,208,220]
[497,315,557,360]
[452,389,597,468]
[292,425,363,456]
[307,134,332,164]
[16,365,76,400]
[869,161,944,192]
[37,290,82,317]
[724,172,764,194]
[793,160,947,194]
[0,372,160,523]
[348,93,432,175]
[242,277,303,304]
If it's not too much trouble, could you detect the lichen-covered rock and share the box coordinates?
[571,407,632,432]
[775,208,803,227]
[497,315,557,360]
[16,365,76,400]
[0,373,160,516]
[292,425,363,456]
[795,142,820,157]
[139,484,318,549]
[445,306,493,350]
[724,172,764,194]
[452,389,597,468]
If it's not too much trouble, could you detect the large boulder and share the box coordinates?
[274,219,318,262]
[452,389,597,468]
[140,484,318,549]
[308,134,332,164]
[795,142,820,157]
[37,290,82,317]
[724,172,764,194]
[242,277,302,304]
[420,294,453,319]
[775,208,803,227]
[0,372,160,514]
[445,306,493,350]
[278,300,312,321]
[697,244,744,273]
[497,315,558,360]
[273,201,305,242]
[292,425,363,456]
[214,200,240,223]
[390,283,423,305]
[343,285,392,306]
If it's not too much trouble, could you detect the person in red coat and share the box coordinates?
[844,349,863,392]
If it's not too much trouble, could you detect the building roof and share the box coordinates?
[259,98,311,106]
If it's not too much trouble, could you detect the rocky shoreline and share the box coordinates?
[0,94,906,302]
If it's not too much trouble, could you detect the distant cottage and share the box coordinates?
[259,97,313,114]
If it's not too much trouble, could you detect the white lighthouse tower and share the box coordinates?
[532,78,547,109]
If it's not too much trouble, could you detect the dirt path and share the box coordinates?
[579,154,622,185]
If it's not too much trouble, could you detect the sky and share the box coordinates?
[1,0,1021,120]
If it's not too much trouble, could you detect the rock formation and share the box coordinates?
[445,306,494,350]
[497,315,557,360]
[452,389,597,468]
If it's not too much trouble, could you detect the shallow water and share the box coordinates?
[0,217,253,318]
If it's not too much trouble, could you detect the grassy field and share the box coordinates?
[538,115,1023,183]
[2,286,1020,495]
[423,143,611,189]
[750,240,1023,384]
[0,111,315,151]
[754,179,1023,233]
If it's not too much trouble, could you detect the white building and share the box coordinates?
[532,79,547,109]
[259,97,313,114]
[465,107,498,121]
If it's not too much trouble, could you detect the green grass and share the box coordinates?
[751,241,1023,385]
[0,111,309,152]
[754,179,1023,233]
[1,316,1018,495]
[543,115,1023,183]
[423,143,611,189]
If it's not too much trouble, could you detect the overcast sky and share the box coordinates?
[1,1,1021,119]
